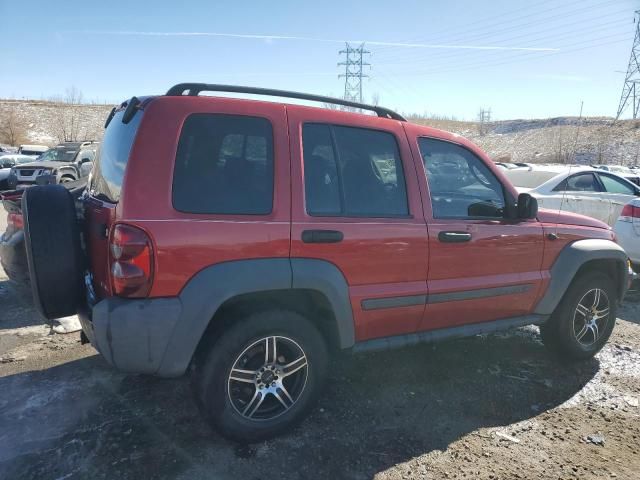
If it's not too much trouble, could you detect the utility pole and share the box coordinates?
[478,107,492,135]
[338,43,370,103]
[616,10,640,119]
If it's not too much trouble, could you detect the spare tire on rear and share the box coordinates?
[22,185,84,321]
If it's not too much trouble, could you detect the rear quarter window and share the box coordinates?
[172,113,274,215]
[89,110,142,203]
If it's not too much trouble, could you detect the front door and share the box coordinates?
[408,134,545,330]
[288,108,429,342]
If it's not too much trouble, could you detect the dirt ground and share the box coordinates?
[1,270,639,480]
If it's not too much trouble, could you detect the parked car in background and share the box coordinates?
[614,198,640,271]
[7,141,98,188]
[0,155,39,190]
[17,144,48,157]
[504,165,640,226]
[14,84,629,442]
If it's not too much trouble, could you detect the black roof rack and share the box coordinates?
[165,83,406,121]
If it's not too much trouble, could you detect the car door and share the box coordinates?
[406,132,545,330]
[544,172,611,224]
[596,172,640,225]
[288,108,428,342]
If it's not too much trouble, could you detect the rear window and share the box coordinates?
[89,110,142,203]
[172,114,274,215]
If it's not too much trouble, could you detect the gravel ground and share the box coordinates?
[0,270,639,480]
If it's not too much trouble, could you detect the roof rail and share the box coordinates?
[165,83,406,121]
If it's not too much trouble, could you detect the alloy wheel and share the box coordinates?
[227,336,309,421]
[572,288,611,347]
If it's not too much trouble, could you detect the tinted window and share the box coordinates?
[418,138,505,218]
[302,124,408,217]
[90,110,142,203]
[553,173,600,192]
[599,173,636,195]
[172,114,274,214]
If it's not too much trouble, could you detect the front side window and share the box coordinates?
[302,124,408,217]
[598,173,637,195]
[172,114,274,214]
[553,173,601,192]
[418,138,505,218]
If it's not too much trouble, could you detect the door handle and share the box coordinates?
[302,230,344,243]
[438,231,472,243]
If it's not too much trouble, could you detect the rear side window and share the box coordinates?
[90,110,142,203]
[302,124,408,217]
[172,114,274,215]
[552,173,601,192]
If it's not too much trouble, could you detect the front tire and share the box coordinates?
[193,310,328,442]
[540,272,616,360]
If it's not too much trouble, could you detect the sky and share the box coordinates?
[1,0,639,120]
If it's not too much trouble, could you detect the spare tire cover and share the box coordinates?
[22,185,83,320]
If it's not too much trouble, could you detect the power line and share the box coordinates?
[374,0,622,62]
[382,31,633,77]
[616,10,640,119]
[338,43,370,103]
[374,12,628,68]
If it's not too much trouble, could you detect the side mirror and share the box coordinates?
[517,193,538,219]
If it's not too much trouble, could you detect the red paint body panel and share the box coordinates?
[402,123,546,329]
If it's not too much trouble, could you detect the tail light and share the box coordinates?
[109,224,154,297]
[7,213,23,230]
[619,203,640,222]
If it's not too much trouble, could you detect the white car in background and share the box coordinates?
[614,199,640,269]
[504,165,640,226]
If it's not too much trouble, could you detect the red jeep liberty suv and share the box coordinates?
[20,84,629,442]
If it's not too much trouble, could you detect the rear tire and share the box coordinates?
[540,272,616,361]
[192,310,328,442]
[22,185,83,321]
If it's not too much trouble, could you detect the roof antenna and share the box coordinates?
[551,100,584,240]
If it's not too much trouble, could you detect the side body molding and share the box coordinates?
[534,239,628,316]
[157,258,355,376]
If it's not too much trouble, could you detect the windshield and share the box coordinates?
[38,147,77,162]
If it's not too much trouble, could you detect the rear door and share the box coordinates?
[288,108,428,342]
[406,131,545,330]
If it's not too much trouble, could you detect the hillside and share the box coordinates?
[1,99,639,165]
[412,116,640,165]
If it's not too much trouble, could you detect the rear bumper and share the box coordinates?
[614,221,640,265]
[80,296,183,376]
